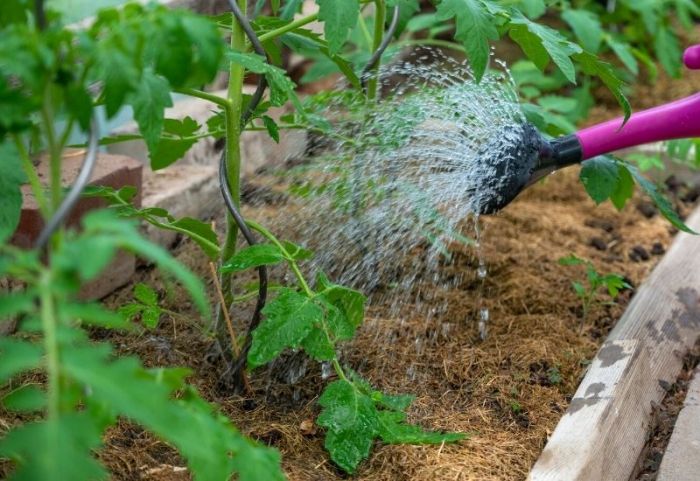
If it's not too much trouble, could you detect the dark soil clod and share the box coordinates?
[590,237,607,251]
[651,242,666,256]
[636,201,658,219]
[629,245,651,262]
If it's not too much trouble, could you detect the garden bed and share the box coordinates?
[90,163,700,481]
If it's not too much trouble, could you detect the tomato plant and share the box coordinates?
[0,0,696,478]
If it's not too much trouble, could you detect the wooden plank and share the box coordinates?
[529,206,700,481]
[656,366,700,481]
[529,340,651,480]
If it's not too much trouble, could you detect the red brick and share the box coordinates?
[10,150,143,299]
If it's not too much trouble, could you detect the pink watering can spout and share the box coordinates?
[576,44,700,159]
[476,44,700,215]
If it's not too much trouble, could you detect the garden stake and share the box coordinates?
[476,44,700,215]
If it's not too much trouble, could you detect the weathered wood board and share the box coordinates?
[656,366,700,481]
[529,206,700,481]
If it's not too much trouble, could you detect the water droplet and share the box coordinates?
[477,263,487,279]
[479,308,489,340]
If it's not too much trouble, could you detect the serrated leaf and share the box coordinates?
[435,0,499,82]
[3,384,45,412]
[654,26,682,78]
[98,47,139,118]
[134,283,158,306]
[0,338,43,384]
[316,0,360,54]
[580,156,620,204]
[573,51,630,122]
[0,142,26,243]
[59,302,131,330]
[169,217,220,260]
[509,13,581,83]
[248,289,324,368]
[0,413,108,481]
[62,344,283,481]
[605,36,638,75]
[300,328,336,361]
[226,51,299,108]
[317,380,379,473]
[130,68,173,154]
[516,0,546,19]
[561,9,602,53]
[141,306,162,329]
[221,244,286,273]
[316,273,365,338]
[150,117,200,170]
[377,411,466,444]
[626,164,696,234]
[610,163,634,210]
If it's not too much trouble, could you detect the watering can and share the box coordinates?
[480,44,700,214]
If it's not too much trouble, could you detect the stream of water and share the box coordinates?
[270,51,526,358]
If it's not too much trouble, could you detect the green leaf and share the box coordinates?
[654,26,682,78]
[221,244,286,273]
[169,217,220,260]
[151,117,200,170]
[316,272,365,339]
[80,211,209,318]
[435,0,499,82]
[130,68,173,154]
[377,411,465,444]
[0,290,36,318]
[248,289,324,368]
[580,156,620,204]
[561,9,602,53]
[59,302,131,330]
[226,51,299,108]
[605,36,638,75]
[0,413,108,481]
[262,115,280,143]
[282,240,313,260]
[610,163,634,210]
[573,52,630,123]
[62,344,284,481]
[0,142,26,243]
[509,13,582,83]
[0,338,43,384]
[558,254,585,267]
[98,47,139,118]
[626,164,697,234]
[3,384,45,412]
[316,0,360,54]
[318,380,379,473]
[300,328,336,361]
[516,0,546,19]
[134,283,158,306]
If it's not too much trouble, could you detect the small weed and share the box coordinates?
[559,254,631,330]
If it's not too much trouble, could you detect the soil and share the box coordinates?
[55,164,694,481]
[633,338,700,481]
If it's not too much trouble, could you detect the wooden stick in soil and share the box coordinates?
[209,261,253,395]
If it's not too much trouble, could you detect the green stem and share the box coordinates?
[39,270,60,422]
[13,134,50,218]
[397,38,467,54]
[332,359,350,383]
[357,14,373,48]
[366,0,386,101]
[41,90,62,211]
[245,220,313,297]
[258,13,319,42]
[174,87,232,110]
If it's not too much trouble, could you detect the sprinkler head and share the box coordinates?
[473,123,582,215]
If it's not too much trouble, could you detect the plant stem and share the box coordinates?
[332,359,350,383]
[258,13,319,42]
[174,87,232,110]
[397,38,467,54]
[13,134,50,218]
[41,90,62,212]
[39,270,60,422]
[366,0,386,101]
[245,220,313,296]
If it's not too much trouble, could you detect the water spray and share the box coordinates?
[479,44,700,215]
